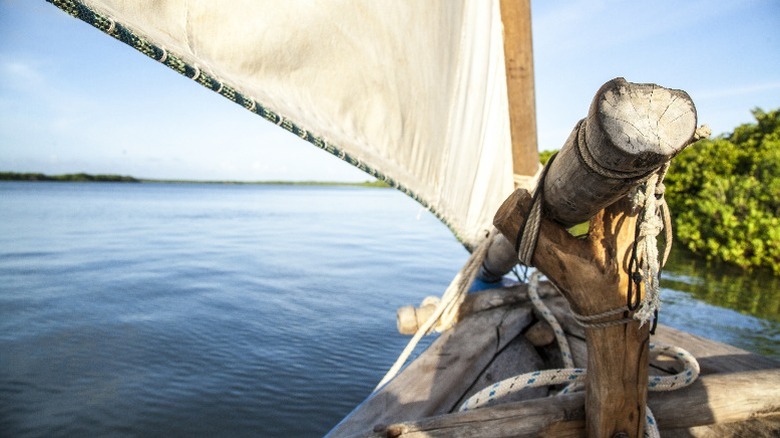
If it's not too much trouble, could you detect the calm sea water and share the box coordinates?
[1,182,777,437]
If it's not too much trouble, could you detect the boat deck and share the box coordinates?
[328,283,780,437]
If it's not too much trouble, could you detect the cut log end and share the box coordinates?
[589,77,697,167]
[542,78,698,226]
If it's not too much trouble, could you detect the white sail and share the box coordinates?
[50,0,522,248]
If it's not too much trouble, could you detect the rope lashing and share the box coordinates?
[515,153,558,266]
[513,146,672,329]
[629,165,670,326]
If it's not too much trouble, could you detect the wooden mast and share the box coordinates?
[500,0,539,177]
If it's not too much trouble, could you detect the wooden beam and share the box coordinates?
[492,78,698,436]
[495,188,650,436]
[367,369,780,438]
[500,0,539,176]
[542,78,697,227]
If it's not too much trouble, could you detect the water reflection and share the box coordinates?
[661,245,779,359]
[662,246,780,323]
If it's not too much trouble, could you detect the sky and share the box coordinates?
[0,0,778,182]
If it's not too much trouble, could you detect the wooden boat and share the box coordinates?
[45,1,779,436]
[329,282,780,437]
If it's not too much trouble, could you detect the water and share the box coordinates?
[0,182,777,437]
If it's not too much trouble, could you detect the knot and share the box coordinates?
[694,124,712,140]
[639,214,663,238]
[655,182,665,197]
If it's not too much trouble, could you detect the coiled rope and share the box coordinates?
[460,273,701,438]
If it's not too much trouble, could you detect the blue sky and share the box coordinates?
[1,0,778,181]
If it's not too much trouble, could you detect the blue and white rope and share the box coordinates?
[460,273,701,438]
[458,339,700,412]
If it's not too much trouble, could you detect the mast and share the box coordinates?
[499,0,539,177]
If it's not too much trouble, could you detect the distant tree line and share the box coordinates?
[0,172,139,183]
[665,108,779,275]
[539,107,779,275]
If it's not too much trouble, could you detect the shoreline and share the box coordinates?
[0,172,389,188]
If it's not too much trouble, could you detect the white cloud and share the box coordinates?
[2,60,46,87]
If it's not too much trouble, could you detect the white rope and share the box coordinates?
[630,163,673,326]
[460,274,701,436]
[459,340,698,436]
[373,229,495,391]
[528,273,574,369]
[458,341,701,405]
[517,196,542,266]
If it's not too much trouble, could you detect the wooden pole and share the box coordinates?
[500,0,539,177]
[543,78,696,227]
[495,189,649,437]
[492,79,697,437]
[477,0,538,283]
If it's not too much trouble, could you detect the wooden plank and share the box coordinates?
[365,369,780,438]
[455,335,547,408]
[499,0,539,177]
[664,415,780,438]
[651,324,779,374]
[458,284,529,317]
[327,305,534,438]
[543,293,780,375]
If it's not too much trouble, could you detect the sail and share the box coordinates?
[48,0,522,248]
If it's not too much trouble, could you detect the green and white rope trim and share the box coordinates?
[46,0,474,248]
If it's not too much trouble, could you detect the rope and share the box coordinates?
[575,119,657,180]
[515,153,558,266]
[459,341,698,437]
[373,229,495,391]
[460,273,700,438]
[528,274,574,369]
[458,340,699,405]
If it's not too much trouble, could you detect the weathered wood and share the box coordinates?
[458,284,528,316]
[544,295,780,375]
[327,305,534,438]
[651,325,780,374]
[499,0,539,177]
[542,78,697,227]
[539,297,696,377]
[396,302,437,335]
[456,335,548,407]
[457,281,558,319]
[478,233,520,283]
[524,320,555,347]
[665,415,780,438]
[496,188,651,437]
[365,369,780,438]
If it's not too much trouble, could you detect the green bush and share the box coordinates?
[664,108,780,275]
